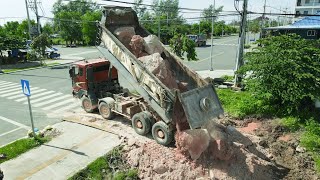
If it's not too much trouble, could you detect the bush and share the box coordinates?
[239,34,320,116]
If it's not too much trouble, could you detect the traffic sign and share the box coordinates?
[20,79,36,137]
[21,79,31,96]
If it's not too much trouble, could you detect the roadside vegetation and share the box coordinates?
[70,146,138,180]
[218,34,320,172]
[0,136,49,164]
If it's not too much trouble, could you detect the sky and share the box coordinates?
[0,0,296,25]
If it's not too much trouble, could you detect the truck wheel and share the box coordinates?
[152,121,173,146]
[81,96,95,113]
[99,102,114,119]
[132,112,151,136]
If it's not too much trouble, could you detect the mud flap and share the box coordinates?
[178,84,224,129]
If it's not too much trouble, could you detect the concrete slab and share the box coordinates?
[0,121,121,180]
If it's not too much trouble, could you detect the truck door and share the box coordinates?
[72,66,87,96]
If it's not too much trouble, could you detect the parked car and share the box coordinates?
[187,34,207,47]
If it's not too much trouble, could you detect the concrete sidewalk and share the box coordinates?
[0,121,120,180]
[196,69,235,79]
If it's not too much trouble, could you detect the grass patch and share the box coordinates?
[220,75,234,82]
[2,62,60,73]
[0,136,49,164]
[69,146,138,180]
[3,65,41,73]
[244,44,251,49]
[217,89,263,118]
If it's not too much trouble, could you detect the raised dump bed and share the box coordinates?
[97,6,223,145]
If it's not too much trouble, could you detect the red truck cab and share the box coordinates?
[69,59,120,112]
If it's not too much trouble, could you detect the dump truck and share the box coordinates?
[69,6,224,146]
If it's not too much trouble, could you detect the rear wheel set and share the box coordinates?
[131,111,173,146]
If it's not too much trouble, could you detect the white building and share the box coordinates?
[296,0,320,16]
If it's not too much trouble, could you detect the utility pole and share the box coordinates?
[25,0,32,39]
[234,0,248,86]
[34,0,41,35]
[158,18,161,40]
[210,0,216,71]
[260,0,267,39]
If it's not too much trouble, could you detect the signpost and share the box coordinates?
[21,79,36,138]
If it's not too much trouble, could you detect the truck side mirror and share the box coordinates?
[69,67,75,78]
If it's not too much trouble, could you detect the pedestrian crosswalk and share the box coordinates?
[213,43,238,46]
[0,80,84,116]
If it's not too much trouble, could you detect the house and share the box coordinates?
[296,0,320,16]
[264,12,320,40]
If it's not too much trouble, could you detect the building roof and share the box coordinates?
[265,13,320,30]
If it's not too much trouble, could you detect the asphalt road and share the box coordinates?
[0,35,239,146]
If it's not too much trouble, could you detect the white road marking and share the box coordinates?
[42,98,76,111]
[195,52,225,63]
[25,92,63,104]
[7,87,40,99]
[15,90,54,103]
[0,127,23,137]
[15,89,46,102]
[215,37,239,44]
[0,90,23,97]
[0,116,30,130]
[0,87,23,95]
[0,85,20,91]
[52,103,80,113]
[0,82,16,86]
[33,94,72,108]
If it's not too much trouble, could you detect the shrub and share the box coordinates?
[239,34,320,116]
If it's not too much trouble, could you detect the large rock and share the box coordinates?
[138,53,178,89]
[144,35,164,55]
[130,35,147,58]
[175,129,211,160]
[114,26,135,49]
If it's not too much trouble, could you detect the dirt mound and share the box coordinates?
[250,120,320,180]
[124,120,288,180]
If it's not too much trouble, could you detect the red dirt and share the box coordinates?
[237,122,261,134]
[278,134,292,142]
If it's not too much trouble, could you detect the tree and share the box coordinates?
[3,21,20,36]
[133,0,147,18]
[42,23,54,36]
[56,11,83,45]
[31,33,51,64]
[82,11,102,45]
[239,34,320,115]
[169,33,197,61]
[152,0,182,22]
[53,0,99,45]
[202,5,223,21]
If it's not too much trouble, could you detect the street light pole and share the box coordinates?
[210,0,216,71]
[234,0,248,86]
[34,0,41,35]
[25,0,32,39]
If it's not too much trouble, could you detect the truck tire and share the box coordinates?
[132,112,151,136]
[152,121,173,146]
[99,102,114,119]
[81,96,96,113]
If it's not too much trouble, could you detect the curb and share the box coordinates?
[0,59,84,75]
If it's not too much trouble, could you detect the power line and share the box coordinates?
[101,0,205,12]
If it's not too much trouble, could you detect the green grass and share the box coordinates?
[69,146,138,180]
[0,137,49,164]
[220,75,234,82]
[3,62,60,73]
[217,89,263,118]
